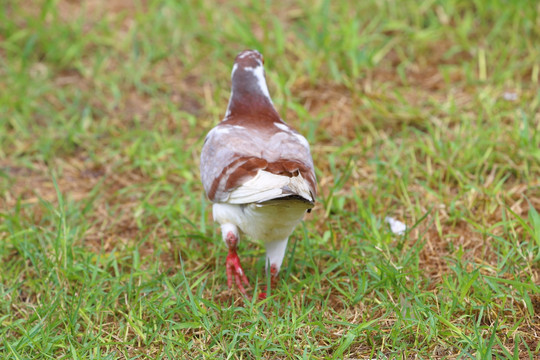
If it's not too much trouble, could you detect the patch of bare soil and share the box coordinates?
[1,154,133,242]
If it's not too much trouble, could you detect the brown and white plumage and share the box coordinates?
[200,50,316,298]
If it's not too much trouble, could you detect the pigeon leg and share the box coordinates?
[258,264,280,300]
[225,230,249,295]
[258,238,289,300]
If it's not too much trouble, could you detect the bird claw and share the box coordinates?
[257,285,272,300]
[257,268,279,300]
[226,251,250,295]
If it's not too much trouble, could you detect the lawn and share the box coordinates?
[1,0,539,358]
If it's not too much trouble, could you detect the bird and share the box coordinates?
[200,50,317,299]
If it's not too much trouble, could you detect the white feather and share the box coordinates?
[213,201,307,244]
[385,217,407,235]
[227,170,312,204]
[213,201,306,270]
[285,174,313,201]
[265,238,289,272]
[274,122,290,132]
[243,65,272,101]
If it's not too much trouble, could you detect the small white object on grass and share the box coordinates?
[385,216,407,235]
[502,92,518,101]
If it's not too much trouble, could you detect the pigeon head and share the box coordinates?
[225,50,278,121]
[235,49,264,68]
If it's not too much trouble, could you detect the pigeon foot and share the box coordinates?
[225,232,250,295]
[258,264,279,300]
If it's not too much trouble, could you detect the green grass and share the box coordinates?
[1,0,539,358]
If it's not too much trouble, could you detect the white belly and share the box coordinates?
[213,200,309,242]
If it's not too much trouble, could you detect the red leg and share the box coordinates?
[225,231,249,295]
[258,264,279,300]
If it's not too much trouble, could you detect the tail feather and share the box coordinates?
[227,170,314,204]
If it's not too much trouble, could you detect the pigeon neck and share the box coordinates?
[225,63,280,122]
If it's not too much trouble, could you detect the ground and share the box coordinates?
[0,0,539,359]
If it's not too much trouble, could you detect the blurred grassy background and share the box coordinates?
[1,0,539,358]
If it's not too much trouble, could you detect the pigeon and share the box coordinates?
[200,50,317,298]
